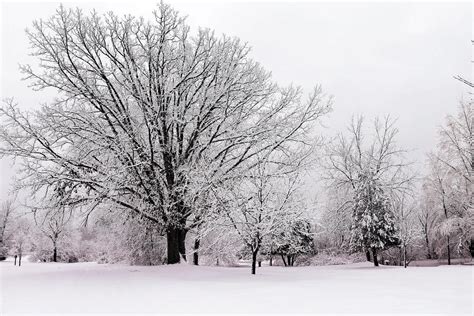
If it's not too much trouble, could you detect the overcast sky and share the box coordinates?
[0,0,472,201]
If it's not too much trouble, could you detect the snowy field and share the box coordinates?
[1,258,472,316]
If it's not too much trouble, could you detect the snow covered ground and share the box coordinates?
[0,257,472,315]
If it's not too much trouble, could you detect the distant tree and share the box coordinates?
[324,116,413,262]
[123,218,166,266]
[425,101,473,262]
[0,199,15,260]
[273,218,314,266]
[320,189,353,250]
[392,196,419,268]
[9,217,31,266]
[92,208,167,265]
[216,153,309,274]
[193,224,242,267]
[437,101,473,257]
[34,207,72,262]
[324,116,412,192]
[425,160,454,263]
[418,184,439,260]
[350,172,399,266]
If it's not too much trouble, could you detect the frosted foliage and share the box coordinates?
[0,2,330,243]
[319,188,353,249]
[271,219,314,257]
[350,173,398,251]
[423,101,473,259]
[195,227,242,266]
[94,213,166,265]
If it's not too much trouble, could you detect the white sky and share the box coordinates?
[0,0,472,201]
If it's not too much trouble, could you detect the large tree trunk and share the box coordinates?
[425,234,432,259]
[18,253,22,267]
[365,250,371,262]
[165,184,189,264]
[372,247,379,267]
[53,245,57,262]
[251,251,258,275]
[398,247,403,266]
[269,256,273,266]
[193,238,200,266]
[167,228,180,264]
[167,226,188,264]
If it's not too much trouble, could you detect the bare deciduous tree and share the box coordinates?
[0,3,331,263]
[435,101,473,185]
[325,115,412,191]
[34,207,72,262]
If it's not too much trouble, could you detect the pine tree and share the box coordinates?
[350,172,399,266]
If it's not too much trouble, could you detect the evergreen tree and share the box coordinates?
[350,172,399,266]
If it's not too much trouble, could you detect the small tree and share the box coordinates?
[350,172,399,266]
[217,155,307,274]
[273,218,314,266]
[9,217,31,266]
[34,207,72,262]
